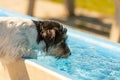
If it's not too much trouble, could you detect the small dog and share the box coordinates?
[0,17,71,63]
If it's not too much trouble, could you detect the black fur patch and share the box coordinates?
[32,20,43,44]
[32,20,67,52]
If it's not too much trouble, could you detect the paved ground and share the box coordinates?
[0,0,67,18]
[0,0,113,39]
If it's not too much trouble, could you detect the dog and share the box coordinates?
[0,17,71,63]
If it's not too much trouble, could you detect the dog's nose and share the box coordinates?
[67,48,71,55]
[69,52,71,56]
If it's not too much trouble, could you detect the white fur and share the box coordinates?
[0,17,42,63]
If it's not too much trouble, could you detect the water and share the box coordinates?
[29,34,120,80]
[0,9,119,80]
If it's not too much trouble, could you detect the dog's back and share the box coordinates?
[0,17,37,64]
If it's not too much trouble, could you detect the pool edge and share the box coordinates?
[0,60,71,80]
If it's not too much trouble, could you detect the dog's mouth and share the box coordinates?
[47,52,71,59]
[55,52,71,59]
[46,45,71,59]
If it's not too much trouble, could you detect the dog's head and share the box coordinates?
[33,20,71,58]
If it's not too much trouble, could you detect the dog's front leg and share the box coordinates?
[28,49,37,59]
[22,48,37,59]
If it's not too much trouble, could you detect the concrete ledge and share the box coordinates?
[0,60,71,80]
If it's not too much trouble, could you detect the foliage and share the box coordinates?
[51,0,115,16]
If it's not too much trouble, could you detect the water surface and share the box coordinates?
[30,32,120,80]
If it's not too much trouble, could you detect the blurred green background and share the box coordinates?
[52,0,115,17]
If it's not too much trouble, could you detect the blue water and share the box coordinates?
[30,33,120,80]
[0,8,120,80]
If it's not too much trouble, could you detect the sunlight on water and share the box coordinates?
[32,35,120,80]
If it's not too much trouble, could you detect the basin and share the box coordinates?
[0,8,120,80]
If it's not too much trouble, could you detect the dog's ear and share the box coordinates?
[40,21,61,51]
[42,29,55,39]
[40,21,60,43]
[41,27,56,42]
[41,28,56,52]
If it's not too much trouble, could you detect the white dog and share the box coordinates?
[0,17,71,64]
